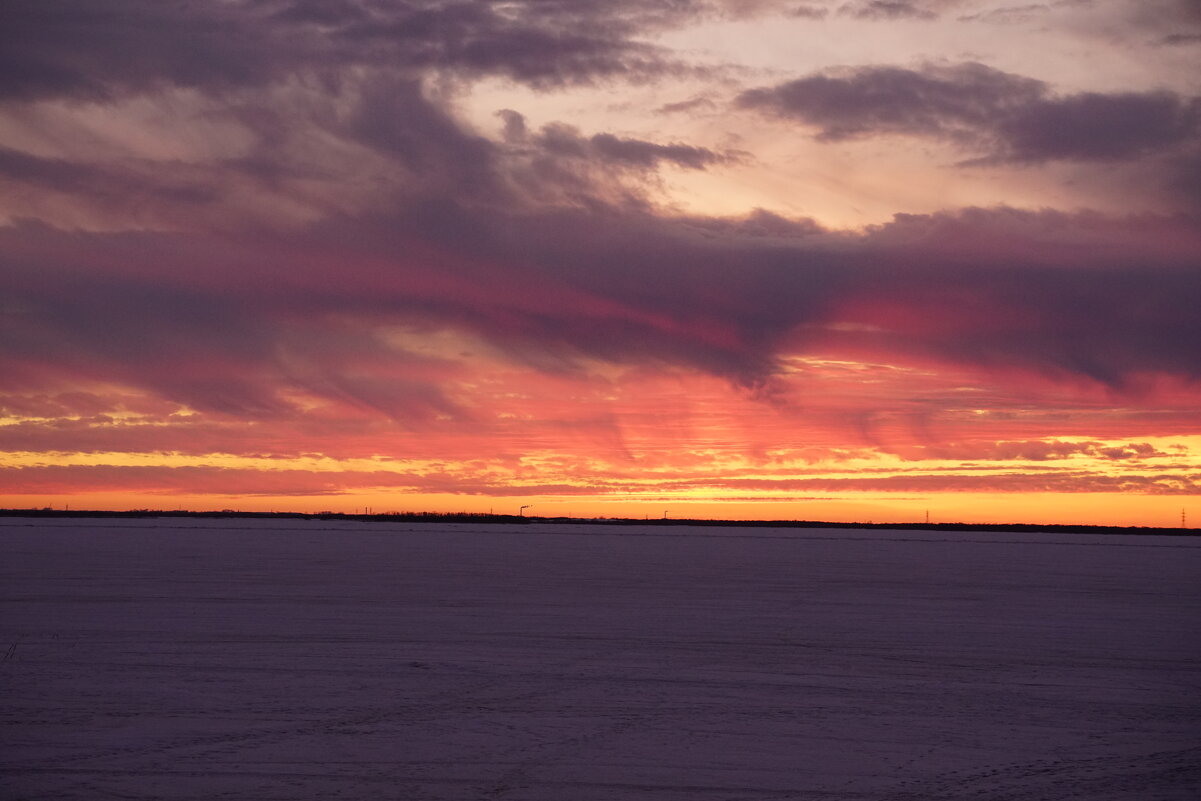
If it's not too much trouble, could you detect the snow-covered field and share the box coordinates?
[2,517,1199,800]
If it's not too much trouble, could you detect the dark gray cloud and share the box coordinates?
[0,146,110,190]
[1,0,1199,427]
[333,1,680,89]
[486,111,742,210]
[0,2,302,101]
[0,0,703,103]
[656,96,719,115]
[1134,0,1201,46]
[3,197,1199,421]
[843,208,1201,387]
[1167,152,1201,207]
[789,4,831,19]
[1160,33,1201,46]
[990,91,1201,164]
[590,132,731,169]
[0,146,220,208]
[738,62,1201,164]
[738,63,1044,143]
[349,77,502,197]
[684,208,827,239]
[529,121,735,170]
[840,1,938,20]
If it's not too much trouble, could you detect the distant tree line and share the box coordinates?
[0,507,1194,536]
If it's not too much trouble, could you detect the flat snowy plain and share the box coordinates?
[2,517,1199,800]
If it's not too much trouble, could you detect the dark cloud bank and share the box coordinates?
[0,0,702,101]
[5,201,1199,419]
[2,1,1200,423]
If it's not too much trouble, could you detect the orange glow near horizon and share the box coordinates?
[4,362,1196,528]
[1,491,1193,530]
[2,347,1198,529]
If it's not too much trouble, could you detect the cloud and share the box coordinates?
[2,35,1199,416]
[987,91,1201,164]
[738,63,1046,142]
[0,147,116,193]
[0,464,427,497]
[517,117,737,171]
[656,96,719,115]
[957,1,1201,47]
[3,0,1199,521]
[958,4,1052,24]
[839,1,939,20]
[686,208,827,238]
[0,3,1198,436]
[0,0,696,104]
[3,198,1199,428]
[0,146,222,216]
[738,62,1201,164]
[6,462,1198,499]
[0,1,309,102]
[1129,0,1201,47]
[335,2,680,89]
[349,77,502,198]
[1159,33,1201,46]
[789,4,831,19]
[486,111,744,210]
[891,440,1173,462]
[712,472,1201,494]
[837,207,1201,386]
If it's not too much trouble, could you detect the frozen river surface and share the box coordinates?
[2,518,1200,800]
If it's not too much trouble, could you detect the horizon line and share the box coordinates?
[1,507,1195,537]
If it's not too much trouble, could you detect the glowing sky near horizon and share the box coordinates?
[1,0,1200,525]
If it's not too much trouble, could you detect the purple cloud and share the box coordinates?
[3,198,1199,423]
[0,0,699,103]
[738,63,1200,164]
[1,0,1199,434]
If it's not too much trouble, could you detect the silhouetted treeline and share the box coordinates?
[0,508,529,524]
[0,507,1196,536]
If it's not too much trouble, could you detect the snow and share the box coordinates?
[2,517,1199,800]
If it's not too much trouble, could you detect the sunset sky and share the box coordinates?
[2,0,1200,525]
